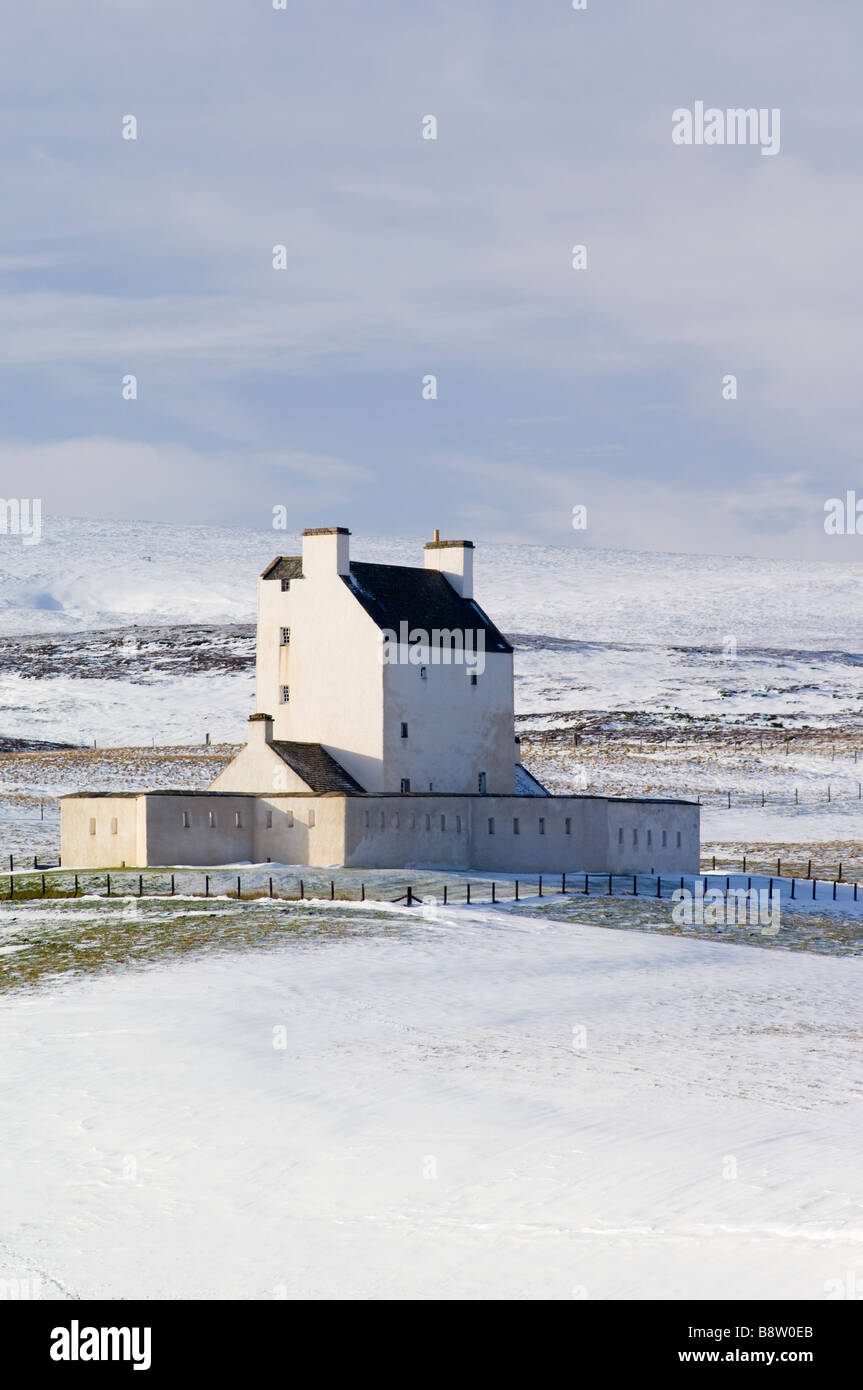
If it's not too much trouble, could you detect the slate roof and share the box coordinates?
[344,562,513,654]
[515,763,550,796]
[271,740,366,793]
[261,556,303,581]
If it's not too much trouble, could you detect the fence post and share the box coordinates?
[743,855,746,872]
[492,882,496,903]
[205,875,209,898]
[833,879,837,900]
[807,858,812,879]
[466,883,471,904]
[515,880,519,900]
[330,880,335,900]
[137,873,142,897]
[791,878,795,899]
[538,874,543,897]
[607,873,612,895]
[406,885,413,906]
[656,875,661,899]
[632,875,637,896]
[237,875,241,899]
[269,877,273,898]
[299,879,304,900]
[74,873,78,896]
[41,873,46,897]
[584,873,589,895]
[838,863,843,882]
[812,878,816,900]
[360,882,364,901]
[562,872,566,893]
[443,885,447,905]
[106,873,111,897]
[171,873,175,895]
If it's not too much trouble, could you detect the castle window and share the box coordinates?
[422,814,429,830]
[281,578,291,591]
[478,772,487,795]
[409,814,416,829]
[400,722,408,739]
[456,815,461,833]
[400,778,411,793]
[662,830,667,848]
[89,818,96,836]
[632,828,638,847]
[676,831,681,848]
[538,817,545,835]
[235,811,242,828]
[470,673,478,686]
[281,685,290,703]
[364,810,370,828]
[565,818,572,835]
[513,817,520,835]
[488,817,495,835]
[280,627,291,645]
[110,817,118,835]
[647,829,652,847]
[266,809,273,829]
[309,810,316,828]
[208,810,217,828]
[393,813,400,828]
[440,814,446,831]
[618,827,624,846]
[182,810,190,828]
[379,811,385,828]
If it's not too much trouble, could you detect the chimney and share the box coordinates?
[424,534,474,599]
[301,526,350,579]
[249,712,274,745]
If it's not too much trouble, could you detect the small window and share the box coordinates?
[455,815,461,833]
[393,812,400,828]
[379,811,385,828]
[676,831,681,848]
[281,578,291,591]
[266,809,273,829]
[110,817,118,835]
[89,818,96,836]
[647,829,652,847]
[280,626,291,645]
[632,828,638,847]
[309,810,316,828]
[470,673,478,686]
[440,814,446,831]
[425,814,431,830]
[286,811,293,828]
[662,830,667,848]
[280,685,290,703]
[420,666,427,680]
[478,772,487,795]
[182,810,190,828]
[618,827,624,846]
[235,811,242,828]
[538,817,545,835]
[400,722,408,739]
[513,817,520,835]
[409,813,416,829]
[565,817,571,835]
[208,810,217,828]
[488,817,495,835]
[400,777,411,793]
[364,810,370,828]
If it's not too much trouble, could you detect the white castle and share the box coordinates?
[62,528,699,872]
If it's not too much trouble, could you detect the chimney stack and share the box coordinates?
[423,535,474,599]
[301,526,350,579]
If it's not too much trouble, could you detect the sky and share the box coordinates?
[1,0,863,561]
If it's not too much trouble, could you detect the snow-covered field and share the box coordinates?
[1,902,861,1300]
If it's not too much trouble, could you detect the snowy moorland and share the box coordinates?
[1,901,862,1300]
